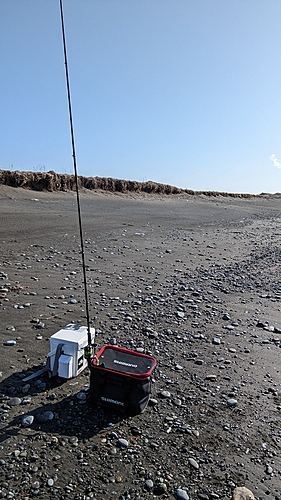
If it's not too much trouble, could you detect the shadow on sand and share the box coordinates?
[0,364,132,444]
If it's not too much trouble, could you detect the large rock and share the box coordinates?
[233,487,255,500]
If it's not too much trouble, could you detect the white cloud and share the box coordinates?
[269,153,281,169]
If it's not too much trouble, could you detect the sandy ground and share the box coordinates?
[1,186,281,500]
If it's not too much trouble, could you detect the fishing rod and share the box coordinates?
[59,0,93,359]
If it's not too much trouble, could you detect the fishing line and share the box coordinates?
[59,0,93,354]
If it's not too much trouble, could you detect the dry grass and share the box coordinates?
[0,169,255,198]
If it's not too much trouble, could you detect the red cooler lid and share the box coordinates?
[91,345,157,378]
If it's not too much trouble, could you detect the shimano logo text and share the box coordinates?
[101,396,124,406]
[113,359,137,368]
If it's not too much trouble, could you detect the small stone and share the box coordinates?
[188,457,199,469]
[175,488,189,500]
[160,390,171,398]
[68,436,78,444]
[36,411,54,423]
[22,414,34,427]
[34,322,45,329]
[22,396,32,405]
[21,384,31,394]
[4,340,16,346]
[145,479,154,490]
[222,313,231,320]
[34,379,46,391]
[118,438,129,448]
[177,311,185,318]
[227,398,237,407]
[233,486,254,500]
[173,398,182,406]
[175,364,184,371]
[9,397,21,406]
[76,391,87,401]
[47,478,54,487]
[109,337,117,345]
[266,464,273,474]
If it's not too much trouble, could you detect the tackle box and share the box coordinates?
[89,345,157,415]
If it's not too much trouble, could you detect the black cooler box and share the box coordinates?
[89,345,157,415]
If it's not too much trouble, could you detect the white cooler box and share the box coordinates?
[48,324,95,378]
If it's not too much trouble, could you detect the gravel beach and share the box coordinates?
[1,185,281,500]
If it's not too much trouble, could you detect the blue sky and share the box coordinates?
[1,0,281,194]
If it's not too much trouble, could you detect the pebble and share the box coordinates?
[177,311,185,318]
[21,384,31,394]
[266,464,273,474]
[160,390,171,398]
[22,396,32,404]
[118,438,129,448]
[36,410,54,423]
[21,414,34,427]
[175,364,184,370]
[76,391,87,401]
[34,322,45,329]
[145,479,154,490]
[188,457,199,469]
[4,340,16,346]
[225,324,235,330]
[227,398,238,407]
[213,337,221,345]
[175,488,189,500]
[68,436,78,444]
[34,379,46,391]
[9,397,21,406]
